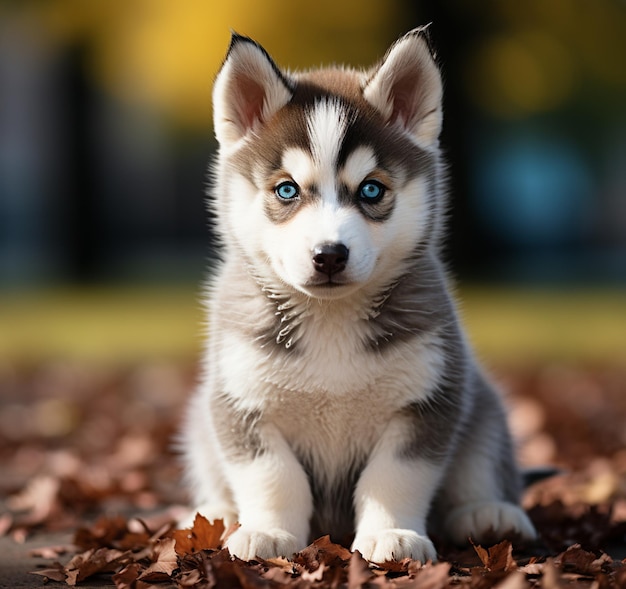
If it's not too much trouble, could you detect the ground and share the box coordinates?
[0,288,625,588]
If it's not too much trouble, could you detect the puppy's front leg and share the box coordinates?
[352,418,442,563]
[223,422,312,560]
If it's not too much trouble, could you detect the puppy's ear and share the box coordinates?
[213,33,293,146]
[363,27,443,147]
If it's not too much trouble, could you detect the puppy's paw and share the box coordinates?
[352,529,437,564]
[225,527,299,560]
[444,501,537,545]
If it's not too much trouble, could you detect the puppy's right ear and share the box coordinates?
[213,34,293,147]
[363,27,442,148]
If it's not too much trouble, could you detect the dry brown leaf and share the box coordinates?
[348,550,373,589]
[209,548,243,587]
[7,474,61,532]
[112,562,143,589]
[301,561,327,582]
[612,567,626,588]
[29,562,68,583]
[261,566,295,585]
[538,560,563,589]
[492,571,529,589]
[554,543,612,576]
[28,544,70,559]
[172,513,226,556]
[74,514,152,552]
[409,562,452,589]
[138,537,179,581]
[0,513,13,536]
[64,547,132,585]
[472,540,516,573]
[294,534,352,574]
[262,555,295,572]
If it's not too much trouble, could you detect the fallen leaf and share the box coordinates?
[538,560,562,589]
[294,534,352,573]
[472,540,517,573]
[64,547,132,585]
[7,475,61,531]
[74,514,151,551]
[554,543,612,576]
[0,513,13,536]
[210,548,243,587]
[29,562,67,583]
[492,571,529,589]
[301,561,327,582]
[348,551,373,589]
[112,562,142,589]
[410,562,452,589]
[29,544,70,559]
[138,538,179,581]
[172,513,225,557]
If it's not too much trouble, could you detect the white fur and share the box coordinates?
[281,148,316,187]
[269,201,376,293]
[307,99,349,182]
[223,424,313,558]
[341,146,378,187]
[262,152,433,300]
[351,419,441,562]
[444,502,536,546]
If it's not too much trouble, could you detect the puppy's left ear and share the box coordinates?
[213,33,293,147]
[363,27,443,147]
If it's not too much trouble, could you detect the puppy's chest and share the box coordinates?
[263,378,398,475]
[223,323,443,448]
[218,308,446,486]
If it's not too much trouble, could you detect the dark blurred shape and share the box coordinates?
[410,0,626,284]
[64,42,99,281]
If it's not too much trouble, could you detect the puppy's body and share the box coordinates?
[182,28,536,563]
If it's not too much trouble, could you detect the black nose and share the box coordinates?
[312,243,349,276]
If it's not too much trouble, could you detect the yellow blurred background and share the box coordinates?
[17,0,403,128]
[0,286,625,366]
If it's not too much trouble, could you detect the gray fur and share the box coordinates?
[211,392,266,461]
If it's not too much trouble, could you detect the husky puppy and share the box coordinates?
[181,27,536,563]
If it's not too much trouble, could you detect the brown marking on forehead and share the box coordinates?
[291,68,369,107]
[232,107,310,178]
[339,109,434,178]
[246,67,371,167]
[295,68,434,176]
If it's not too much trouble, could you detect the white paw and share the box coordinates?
[225,527,299,560]
[352,529,437,564]
[444,501,537,545]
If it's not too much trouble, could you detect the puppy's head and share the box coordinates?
[212,29,444,300]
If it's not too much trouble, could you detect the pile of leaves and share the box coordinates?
[0,361,191,539]
[29,514,626,588]
[1,360,625,587]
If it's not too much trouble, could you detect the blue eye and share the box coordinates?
[358,180,385,202]
[275,181,300,200]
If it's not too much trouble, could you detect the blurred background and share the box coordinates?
[0,0,625,362]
